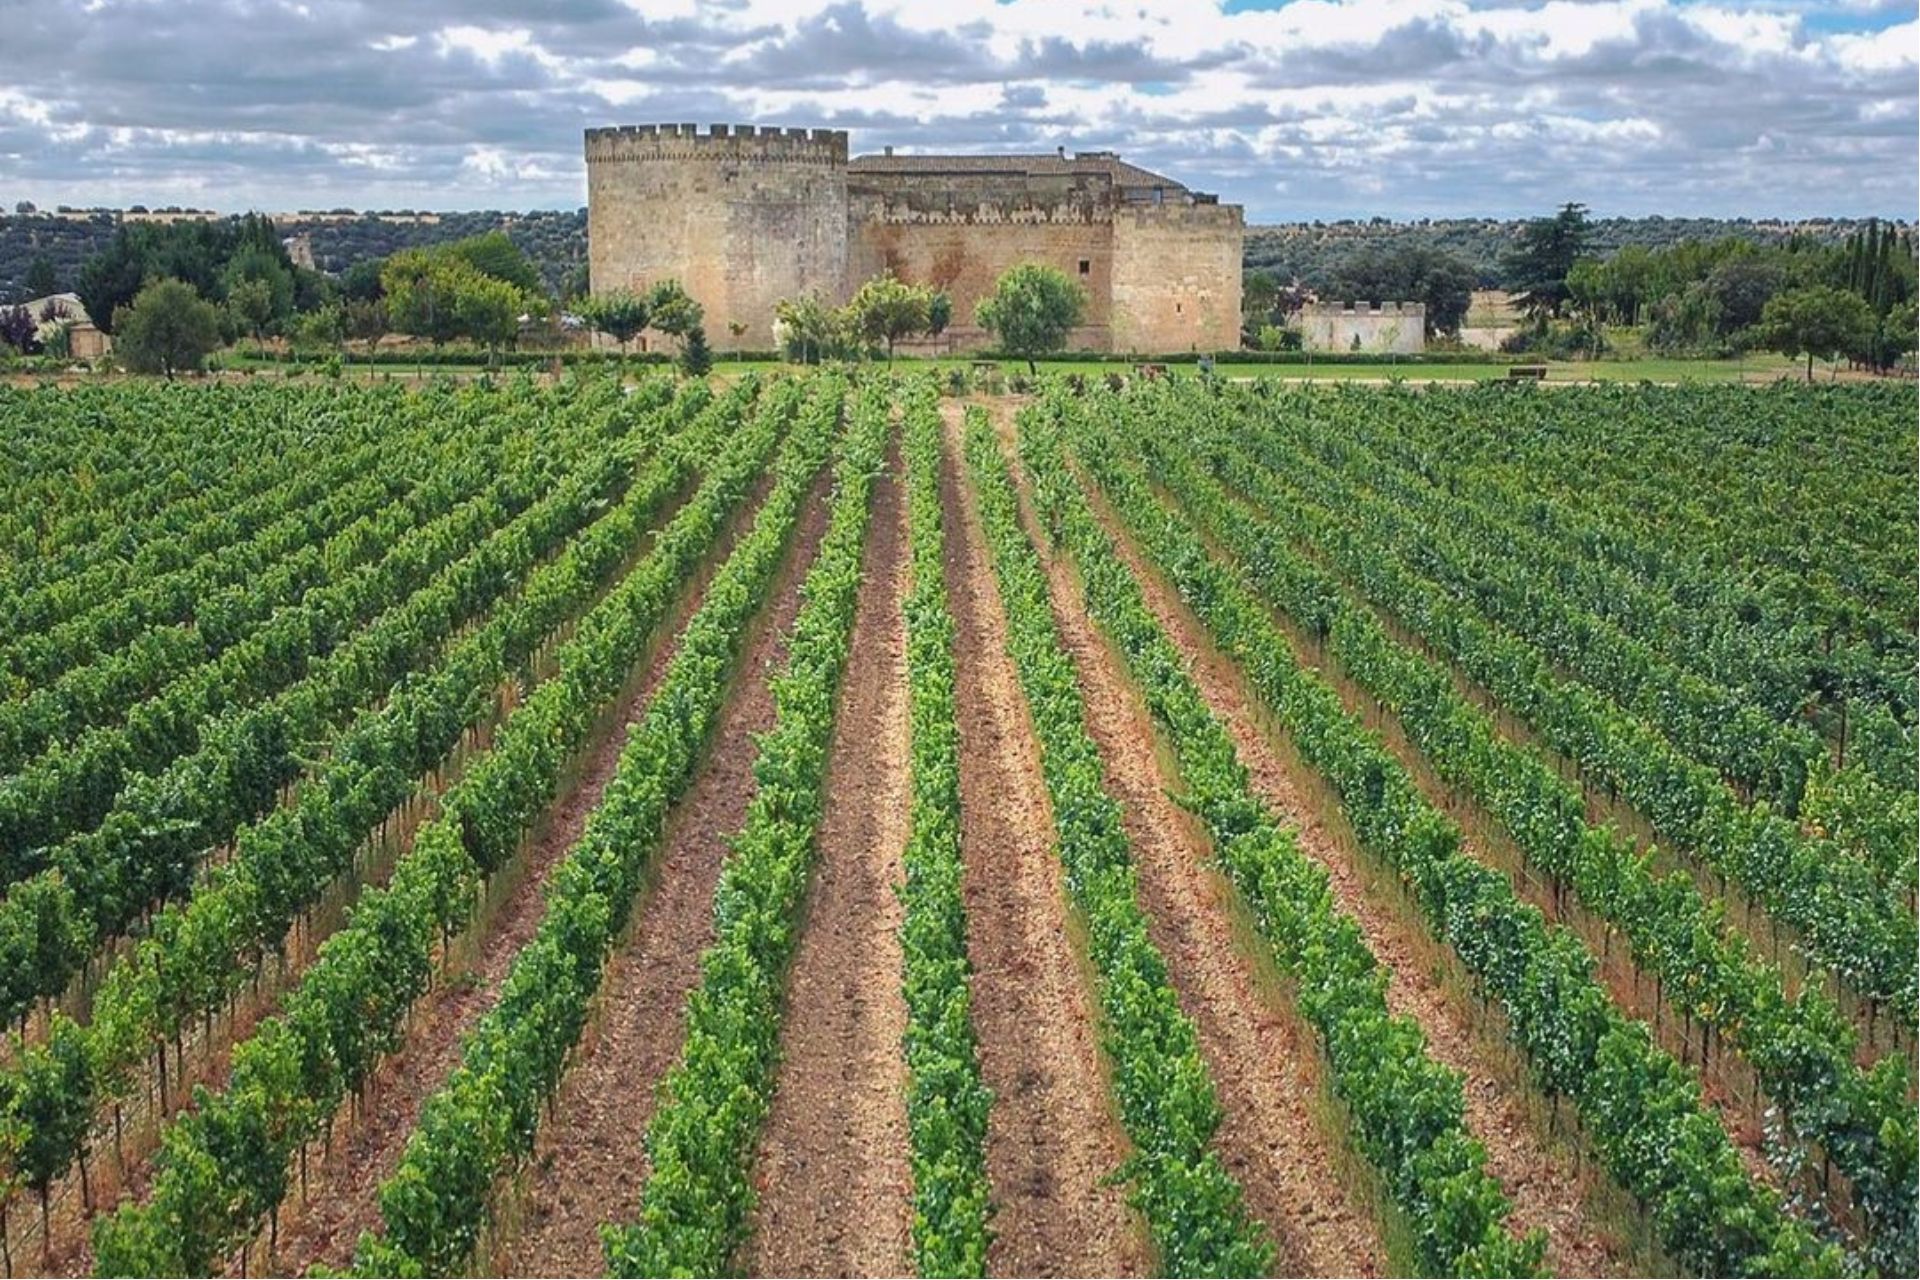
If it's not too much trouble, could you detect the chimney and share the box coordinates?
[884,145,894,156]
[1057,145,1066,159]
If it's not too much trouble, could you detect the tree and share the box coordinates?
[380,249,465,347]
[1330,244,1476,335]
[453,269,525,363]
[344,296,388,356]
[292,302,346,353]
[927,290,952,338]
[76,229,148,335]
[1758,285,1875,381]
[0,306,38,354]
[445,231,543,295]
[222,245,294,326]
[975,263,1086,372]
[576,289,650,355]
[227,277,275,357]
[113,278,221,379]
[1703,253,1785,335]
[1503,203,1591,318]
[645,279,703,343]
[679,324,713,376]
[339,258,386,303]
[24,256,56,299]
[773,293,849,364]
[845,272,939,364]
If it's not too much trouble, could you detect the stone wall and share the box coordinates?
[1298,301,1426,354]
[1110,202,1244,352]
[585,124,848,349]
[847,175,1115,350]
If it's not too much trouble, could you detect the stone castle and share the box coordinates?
[584,124,1244,353]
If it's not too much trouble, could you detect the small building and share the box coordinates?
[16,293,111,358]
[1299,301,1425,354]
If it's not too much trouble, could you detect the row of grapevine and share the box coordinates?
[603,381,892,1275]
[1263,396,1916,811]
[1055,392,1843,1276]
[0,390,448,696]
[960,409,1270,1278]
[0,382,420,641]
[1337,383,1915,662]
[82,377,791,1277]
[1208,403,1915,1023]
[4,381,734,1259]
[1234,396,1916,900]
[0,397,620,881]
[0,388,590,775]
[0,385,675,1029]
[1107,397,1914,1273]
[1015,402,1543,1276]
[349,379,847,1276]
[894,383,993,1277]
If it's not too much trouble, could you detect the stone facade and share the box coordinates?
[1298,301,1426,354]
[586,124,1243,353]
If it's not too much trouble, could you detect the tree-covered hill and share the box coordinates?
[0,205,1902,305]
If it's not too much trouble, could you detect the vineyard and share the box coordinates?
[0,371,1912,1278]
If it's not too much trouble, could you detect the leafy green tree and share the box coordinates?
[76,229,148,335]
[975,263,1086,372]
[344,296,388,356]
[339,257,386,303]
[773,293,850,364]
[445,231,543,295]
[292,302,346,353]
[380,249,465,347]
[1503,203,1591,318]
[927,290,952,338]
[679,324,713,377]
[845,272,940,364]
[1759,285,1876,381]
[1330,244,1476,335]
[227,277,275,357]
[454,269,526,363]
[24,255,56,299]
[645,279,702,341]
[222,245,294,323]
[576,289,650,355]
[113,278,222,378]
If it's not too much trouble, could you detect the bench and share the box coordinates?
[1507,365,1547,380]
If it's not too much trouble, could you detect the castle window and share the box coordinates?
[1176,302,1183,314]
[1078,259,1090,275]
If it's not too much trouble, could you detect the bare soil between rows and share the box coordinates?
[1076,460,1634,1278]
[938,401,1149,1278]
[740,439,914,1277]
[489,469,836,1278]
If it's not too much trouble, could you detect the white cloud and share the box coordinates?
[0,0,1909,218]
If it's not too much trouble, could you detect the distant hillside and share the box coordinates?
[0,208,586,302]
[2,206,1902,304]
[1243,216,1900,289]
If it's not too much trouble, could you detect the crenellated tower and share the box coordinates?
[585,124,850,350]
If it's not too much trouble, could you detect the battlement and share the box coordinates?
[1307,300,1427,317]
[584,123,848,166]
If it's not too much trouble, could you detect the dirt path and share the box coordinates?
[260,471,821,1278]
[979,410,1382,1278]
[740,442,914,1276]
[936,402,1149,1278]
[1077,468,1633,1276]
[492,473,835,1278]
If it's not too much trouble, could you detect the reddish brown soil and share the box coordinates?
[259,472,827,1278]
[740,444,914,1276]
[936,402,1150,1278]
[1077,467,1634,1277]
[977,412,1382,1278]
[490,473,834,1278]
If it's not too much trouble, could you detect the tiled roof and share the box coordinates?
[847,151,1184,191]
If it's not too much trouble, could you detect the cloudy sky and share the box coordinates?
[0,0,1913,221]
